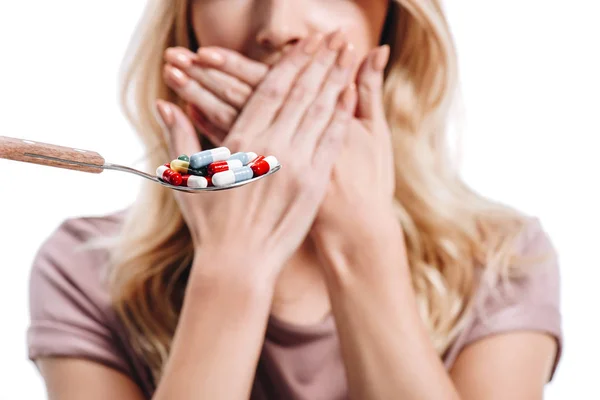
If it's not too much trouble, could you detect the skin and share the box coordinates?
[37,1,558,399]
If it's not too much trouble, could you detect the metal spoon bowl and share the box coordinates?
[111,162,282,192]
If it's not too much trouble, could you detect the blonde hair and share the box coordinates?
[109,0,536,383]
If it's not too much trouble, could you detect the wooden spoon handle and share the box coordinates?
[0,136,105,174]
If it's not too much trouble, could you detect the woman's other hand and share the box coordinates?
[314,45,396,231]
[308,45,407,283]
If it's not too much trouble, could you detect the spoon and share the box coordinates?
[0,136,281,192]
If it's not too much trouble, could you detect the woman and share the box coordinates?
[27,0,562,399]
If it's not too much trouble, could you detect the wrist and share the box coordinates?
[314,202,400,249]
[187,245,278,304]
[313,209,408,286]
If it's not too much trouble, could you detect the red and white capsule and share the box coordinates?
[207,159,243,175]
[181,174,209,189]
[156,165,183,186]
[249,155,279,177]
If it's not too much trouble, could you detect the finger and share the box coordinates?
[163,64,238,132]
[156,100,201,160]
[164,46,195,70]
[278,35,355,148]
[355,45,389,122]
[165,47,252,110]
[187,68,252,110]
[186,103,227,146]
[226,33,325,144]
[196,47,269,87]
[312,85,357,171]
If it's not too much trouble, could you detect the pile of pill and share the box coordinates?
[156,147,279,189]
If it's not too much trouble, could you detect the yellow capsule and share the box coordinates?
[170,159,190,174]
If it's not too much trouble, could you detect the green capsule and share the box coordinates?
[189,165,209,177]
[178,154,190,162]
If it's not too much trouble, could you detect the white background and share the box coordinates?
[0,1,598,398]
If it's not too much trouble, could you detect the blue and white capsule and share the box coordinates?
[212,166,254,187]
[227,151,258,165]
[189,147,231,169]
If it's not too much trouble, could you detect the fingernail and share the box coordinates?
[341,84,357,111]
[169,67,188,86]
[372,45,390,71]
[328,29,345,51]
[303,33,324,54]
[337,42,355,68]
[156,100,174,127]
[224,87,246,106]
[196,48,225,65]
[165,48,193,69]
[176,53,192,68]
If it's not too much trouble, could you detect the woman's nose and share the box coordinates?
[255,1,306,51]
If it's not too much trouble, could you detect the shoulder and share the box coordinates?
[29,209,126,310]
[28,209,131,374]
[39,209,126,248]
[445,216,562,378]
[478,216,560,319]
[32,208,126,267]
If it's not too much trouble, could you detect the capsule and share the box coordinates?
[181,174,209,189]
[247,152,258,164]
[195,165,210,176]
[156,165,183,186]
[207,159,243,175]
[170,159,191,174]
[227,152,258,165]
[189,147,231,169]
[212,166,253,187]
[178,154,190,162]
[247,155,264,167]
[169,159,207,176]
[250,156,279,177]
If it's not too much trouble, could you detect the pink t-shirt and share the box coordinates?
[27,211,562,398]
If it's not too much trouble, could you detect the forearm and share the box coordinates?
[153,248,275,400]
[318,219,461,400]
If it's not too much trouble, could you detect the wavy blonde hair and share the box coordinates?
[109,0,537,384]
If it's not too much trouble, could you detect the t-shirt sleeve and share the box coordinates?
[452,217,563,380]
[27,218,132,377]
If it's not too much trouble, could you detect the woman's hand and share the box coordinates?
[165,41,401,268]
[308,45,407,281]
[163,46,268,146]
[168,42,397,230]
[314,45,396,232]
[156,31,358,285]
